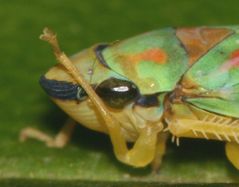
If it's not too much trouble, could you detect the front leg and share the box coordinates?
[20,118,76,148]
[40,28,164,167]
[112,122,163,167]
[151,132,168,172]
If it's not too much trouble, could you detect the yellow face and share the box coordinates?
[40,45,164,141]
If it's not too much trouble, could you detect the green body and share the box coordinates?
[97,26,239,118]
[39,26,239,172]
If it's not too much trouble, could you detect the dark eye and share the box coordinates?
[95,78,139,108]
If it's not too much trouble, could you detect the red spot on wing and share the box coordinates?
[138,48,167,64]
[220,49,239,71]
[128,48,167,64]
[230,49,239,59]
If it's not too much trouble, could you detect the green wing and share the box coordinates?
[182,26,239,117]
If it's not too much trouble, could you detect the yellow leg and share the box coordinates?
[121,122,163,167]
[166,104,239,142]
[166,104,239,169]
[151,133,168,172]
[20,118,76,148]
[225,142,239,170]
[168,112,239,143]
[40,28,163,167]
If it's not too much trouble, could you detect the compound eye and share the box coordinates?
[95,77,139,108]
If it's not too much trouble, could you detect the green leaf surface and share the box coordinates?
[1,0,239,186]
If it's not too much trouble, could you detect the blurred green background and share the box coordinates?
[1,0,239,186]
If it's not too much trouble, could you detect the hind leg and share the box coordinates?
[225,142,239,169]
[166,103,239,169]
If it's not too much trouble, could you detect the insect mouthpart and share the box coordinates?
[39,75,87,101]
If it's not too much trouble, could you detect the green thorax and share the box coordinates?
[102,28,189,94]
